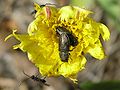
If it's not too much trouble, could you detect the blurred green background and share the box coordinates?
[0,0,120,90]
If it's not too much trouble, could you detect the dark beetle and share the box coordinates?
[56,26,78,62]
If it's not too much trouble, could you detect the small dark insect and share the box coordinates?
[31,3,56,15]
[31,10,37,15]
[31,4,45,15]
[23,71,50,86]
[14,71,49,90]
[56,26,78,62]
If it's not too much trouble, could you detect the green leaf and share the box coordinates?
[80,81,120,90]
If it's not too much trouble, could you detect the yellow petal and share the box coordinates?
[99,23,110,41]
[58,55,86,77]
[58,6,92,21]
[86,40,105,60]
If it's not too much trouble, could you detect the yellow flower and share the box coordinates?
[6,3,110,81]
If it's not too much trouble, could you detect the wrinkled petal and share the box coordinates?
[58,55,86,77]
[86,40,105,60]
[99,23,110,41]
[59,6,92,21]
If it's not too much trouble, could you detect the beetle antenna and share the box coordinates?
[23,70,31,78]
